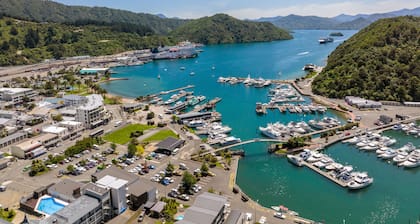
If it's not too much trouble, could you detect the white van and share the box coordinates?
[172,148,180,155]
[114,120,122,127]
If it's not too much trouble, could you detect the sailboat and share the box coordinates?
[157,74,161,79]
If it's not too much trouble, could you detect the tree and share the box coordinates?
[110,143,117,150]
[200,162,209,176]
[52,114,63,122]
[67,165,75,173]
[181,171,197,193]
[9,26,18,36]
[165,162,175,176]
[127,142,137,158]
[146,112,155,120]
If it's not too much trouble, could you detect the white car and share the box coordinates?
[258,216,267,224]
[245,213,252,221]
[274,212,286,219]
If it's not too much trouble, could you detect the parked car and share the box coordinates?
[274,212,286,219]
[178,194,190,201]
[137,210,145,222]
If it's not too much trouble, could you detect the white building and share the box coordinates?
[0,88,37,104]
[63,94,87,106]
[58,120,84,133]
[42,125,69,139]
[95,175,128,216]
[75,94,107,129]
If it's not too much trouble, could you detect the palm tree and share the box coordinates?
[75,80,82,92]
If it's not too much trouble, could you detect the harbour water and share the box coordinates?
[101,30,420,223]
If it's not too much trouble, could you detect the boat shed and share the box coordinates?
[155,137,185,155]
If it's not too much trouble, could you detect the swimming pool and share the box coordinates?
[35,196,67,215]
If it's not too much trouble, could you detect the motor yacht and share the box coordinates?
[347,172,373,190]
[287,155,304,167]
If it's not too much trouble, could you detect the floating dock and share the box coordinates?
[193,97,222,112]
[153,85,195,97]
[301,161,348,188]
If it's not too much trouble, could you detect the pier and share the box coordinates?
[193,97,222,112]
[301,161,348,188]
[152,85,195,97]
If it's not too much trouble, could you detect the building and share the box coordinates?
[0,110,16,119]
[40,195,102,224]
[127,180,157,210]
[83,183,112,221]
[42,125,69,139]
[0,88,37,104]
[345,96,382,109]
[75,94,107,129]
[0,158,9,170]
[11,134,59,159]
[0,131,27,149]
[91,166,139,185]
[11,139,44,159]
[177,112,213,123]
[95,175,128,215]
[155,137,185,155]
[58,120,84,138]
[177,192,227,224]
[47,179,83,203]
[63,94,88,106]
[79,67,110,75]
[122,103,144,113]
[225,210,245,224]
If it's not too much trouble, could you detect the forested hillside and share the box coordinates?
[0,16,171,65]
[170,14,292,44]
[312,16,420,102]
[0,0,186,34]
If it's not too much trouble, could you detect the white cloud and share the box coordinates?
[225,1,420,19]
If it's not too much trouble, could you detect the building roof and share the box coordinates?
[33,133,58,143]
[78,94,104,111]
[127,180,155,196]
[96,175,128,189]
[0,87,33,94]
[156,137,184,151]
[92,166,139,185]
[224,210,243,224]
[48,179,83,201]
[14,139,42,151]
[63,94,86,102]
[150,201,166,213]
[0,132,27,145]
[0,118,10,125]
[0,110,16,116]
[41,195,100,224]
[83,183,109,196]
[178,192,227,224]
[58,120,82,126]
[42,126,67,134]
[177,112,212,120]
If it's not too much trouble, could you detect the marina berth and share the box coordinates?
[287,154,304,167]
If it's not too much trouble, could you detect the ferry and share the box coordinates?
[318,37,334,44]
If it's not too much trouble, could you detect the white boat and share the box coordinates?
[376,147,391,155]
[259,125,284,139]
[219,136,241,146]
[307,152,323,163]
[299,149,312,161]
[185,119,206,128]
[287,155,303,167]
[347,172,373,190]
[325,162,344,171]
[392,152,409,163]
[344,136,359,144]
[313,161,327,169]
[398,156,420,168]
[378,149,397,159]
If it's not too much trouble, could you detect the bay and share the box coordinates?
[102,30,420,223]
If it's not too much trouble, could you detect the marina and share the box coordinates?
[102,30,420,224]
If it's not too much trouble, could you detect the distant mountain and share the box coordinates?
[271,14,338,30]
[170,14,292,45]
[256,7,420,30]
[0,0,187,34]
[312,16,420,102]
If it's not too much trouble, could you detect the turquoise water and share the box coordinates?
[102,30,420,223]
[36,197,66,215]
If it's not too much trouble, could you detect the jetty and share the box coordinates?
[193,97,222,112]
[301,161,347,187]
[153,85,195,97]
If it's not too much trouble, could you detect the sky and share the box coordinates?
[54,0,419,19]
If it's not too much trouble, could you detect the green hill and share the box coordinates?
[170,14,292,44]
[0,0,186,34]
[0,16,171,65]
[312,16,420,102]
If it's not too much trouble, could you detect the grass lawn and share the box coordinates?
[104,124,154,144]
[142,129,178,142]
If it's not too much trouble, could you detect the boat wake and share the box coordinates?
[297,51,310,56]
[363,199,399,224]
